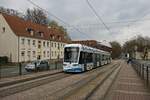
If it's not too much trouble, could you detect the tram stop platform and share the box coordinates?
[105,61,150,100]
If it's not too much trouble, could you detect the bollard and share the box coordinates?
[146,66,149,85]
[19,63,22,75]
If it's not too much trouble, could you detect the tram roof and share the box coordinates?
[65,44,110,55]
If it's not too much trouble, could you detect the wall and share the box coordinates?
[0,14,18,62]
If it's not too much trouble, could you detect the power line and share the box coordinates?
[27,0,69,26]
[125,10,150,36]
[27,0,91,39]
[86,0,112,34]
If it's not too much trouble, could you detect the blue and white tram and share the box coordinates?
[63,44,111,72]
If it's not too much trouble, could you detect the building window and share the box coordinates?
[55,43,56,48]
[58,43,60,49]
[38,45,41,49]
[47,42,49,47]
[59,37,61,41]
[55,51,57,56]
[51,42,53,47]
[43,41,45,47]
[38,31,44,37]
[26,28,34,36]
[52,36,55,39]
[38,41,41,44]
[28,39,30,45]
[43,51,46,57]
[33,40,36,46]
[2,27,5,33]
[27,51,31,57]
[21,51,25,56]
[33,51,36,58]
[52,51,53,57]
[47,51,49,57]
[21,38,25,45]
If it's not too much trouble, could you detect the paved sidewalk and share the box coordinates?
[105,61,150,100]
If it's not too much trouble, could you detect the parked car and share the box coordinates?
[25,60,49,72]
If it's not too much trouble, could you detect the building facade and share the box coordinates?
[0,13,68,63]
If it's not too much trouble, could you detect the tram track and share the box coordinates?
[0,72,72,97]
[1,61,120,99]
[64,63,120,100]
[85,63,121,100]
[0,71,63,88]
[46,61,120,100]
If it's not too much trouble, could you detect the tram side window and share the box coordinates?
[86,53,93,63]
[96,54,99,62]
[93,53,95,62]
[79,52,93,63]
[100,54,102,61]
[105,55,107,60]
[102,55,104,61]
[79,52,85,64]
[98,54,100,61]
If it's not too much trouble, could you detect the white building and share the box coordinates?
[0,13,68,63]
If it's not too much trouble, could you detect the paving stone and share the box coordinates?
[105,61,150,100]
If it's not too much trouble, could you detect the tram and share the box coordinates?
[63,44,111,72]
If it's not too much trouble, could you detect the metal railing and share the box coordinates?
[0,60,63,79]
[131,60,150,86]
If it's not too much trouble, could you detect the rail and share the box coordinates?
[131,60,150,86]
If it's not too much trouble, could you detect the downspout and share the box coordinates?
[18,36,20,63]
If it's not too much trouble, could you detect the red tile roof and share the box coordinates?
[1,13,68,43]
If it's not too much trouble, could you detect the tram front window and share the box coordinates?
[64,47,79,63]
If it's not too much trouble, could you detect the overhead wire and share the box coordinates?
[27,0,91,39]
[86,0,112,34]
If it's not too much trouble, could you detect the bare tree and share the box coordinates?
[122,35,150,59]
[0,6,21,16]
[49,20,71,41]
[110,41,122,59]
[25,8,49,25]
[49,20,58,28]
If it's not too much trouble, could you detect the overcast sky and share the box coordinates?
[1,0,150,45]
